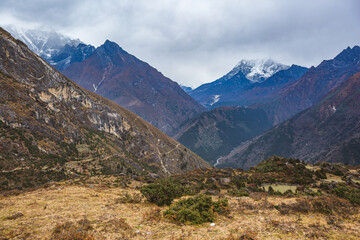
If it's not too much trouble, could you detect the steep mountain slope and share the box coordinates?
[217,71,360,169]
[174,106,272,165]
[0,28,209,190]
[190,59,289,108]
[260,46,360,124]
[4,25,94,71]
[63,40,205,136]
[211,65,308,108]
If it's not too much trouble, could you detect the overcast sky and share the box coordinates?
[1,0,360,87]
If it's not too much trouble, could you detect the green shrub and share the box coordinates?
[140,178,188,206]
[231,176,246,189]
[229,188,250,197]
[116,192,142,204]
[163,194,229,224]
[315,168,327,179]
[332,185,360,205]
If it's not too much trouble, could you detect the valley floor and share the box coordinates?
[1,176,359,239]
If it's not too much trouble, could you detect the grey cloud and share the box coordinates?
[1,0,360,87]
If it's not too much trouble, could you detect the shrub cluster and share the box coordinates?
[274,196,353,215]
[116,192,142,204]
[140,178,189,206]
[163,194,229,224]
[51,219,95,240]
[331,185,360,205]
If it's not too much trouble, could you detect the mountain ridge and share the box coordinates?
[62,39,206,136]
[217,70,360,169]
[0,27,209,190]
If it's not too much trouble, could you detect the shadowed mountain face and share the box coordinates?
[62,40,205,136]
[217,71,360,169]
[174,106,272,165]
[0,28,209,190]
[259,46,360,125]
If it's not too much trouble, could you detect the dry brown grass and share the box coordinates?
[0,179,359,239]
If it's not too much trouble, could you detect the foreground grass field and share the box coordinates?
[1,176,359,240]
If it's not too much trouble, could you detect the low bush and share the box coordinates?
[311,196,352,215]
[275,199,311,215]
[274,196,353,215]
[140,178,189,206]
[51,219,95,240]
[163,194,229,224]
[332,185,360,205]
[228,188,250,197]
[115,192,142,204]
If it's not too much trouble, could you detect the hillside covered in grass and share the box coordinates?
[1,157,359,239]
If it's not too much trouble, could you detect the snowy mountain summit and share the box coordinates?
[4,25,81,58]
[3,25,95,71]
[227,59,289,83]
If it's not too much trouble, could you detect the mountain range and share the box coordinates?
[258,46,360,125]
[179,46,360,167]
[5,26,205,136]
[0,27,209,190]
[217,70,360,169]
[3,26,360,171]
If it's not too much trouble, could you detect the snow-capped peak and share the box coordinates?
[3,25,82,60]
[226,58,289,83]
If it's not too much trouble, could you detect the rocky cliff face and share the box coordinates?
[0,28,209,190]
[62,40,205,136]
[217,71,360,169]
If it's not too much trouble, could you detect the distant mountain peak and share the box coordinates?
[333,45,360,63]
[231,58,290,83]
[3,25,82,58]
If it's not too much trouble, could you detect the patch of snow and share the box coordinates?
[93,63,112,92]
[107,112,119,118]
[210,95,220,106]
[332,105,336,113]
[223,59,289,83]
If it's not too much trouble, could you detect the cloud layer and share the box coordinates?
[1,0,360,87]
